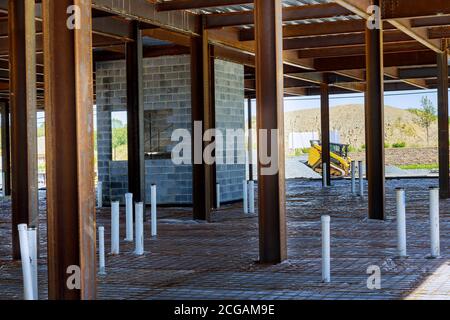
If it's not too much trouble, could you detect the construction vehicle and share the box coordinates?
[307,140,352,177]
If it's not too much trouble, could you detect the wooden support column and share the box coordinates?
[248,98,254,181]
[437,39,449,199]
[320,82,331,186]
[190,21,215,220]
[1,101,11,196]
[254,0,287,263]
[365,0,385,220]
[126,22,145,203]
[43,0,96,299]
[9,0,39,259]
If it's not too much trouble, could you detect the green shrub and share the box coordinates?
[301,147,310,154]
[348,145,357,153]
[294,148,303,157]
[384,142,390,148]
[392,141,406,148]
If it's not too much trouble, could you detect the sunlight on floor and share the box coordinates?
[406,261,450,300]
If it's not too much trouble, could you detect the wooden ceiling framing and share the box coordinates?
[1,0,450,103]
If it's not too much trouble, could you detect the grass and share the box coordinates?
[398,164,439,170]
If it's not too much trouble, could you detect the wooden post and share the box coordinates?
[126,22,146,203]
[365,0,385,220]
[42,0,96,299]
[1,101,11,196]
[320,82,331,186]
[437,39,449,199]
[254,0,287,263]
[9,0,39,260]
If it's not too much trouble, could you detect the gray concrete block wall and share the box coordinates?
[215,60,246,202]
[96,56,244,205]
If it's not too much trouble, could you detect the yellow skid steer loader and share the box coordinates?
[307,140,352,177]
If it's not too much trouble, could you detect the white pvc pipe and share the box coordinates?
[321,215,331,283]
[351,161,356,194]
[248,180,255,214]
[358,161,364,198]
[151,185,157,237]
[27,228,38,300]
[429,187,440,258]
[322,163,328,188]
[98,226,106,275]
[243,180,248,214]
[396,188,407,257]
[97,181,103,208]
[1,171,4,197]
[216,183,221,209]
[18,224,34,300]
[124,193,133,242]
[111,201,120,255]
[135,202,144,255]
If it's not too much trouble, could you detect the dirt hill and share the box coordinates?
[284,104,438,149]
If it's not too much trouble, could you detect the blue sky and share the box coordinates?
[282,89,445,113]
[35,89,448,128]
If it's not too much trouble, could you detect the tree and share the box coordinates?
[112,119,127,160]
[408,96,437,145]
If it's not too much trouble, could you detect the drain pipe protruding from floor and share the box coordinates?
[1,171,5,197]
[125,193,133,242]
[27,227,38,300]
[243,180,248,214]
[18,224,34,300]
[429,187,440,258]
[396,188,407,258]
[322,163,328,188]
[249,180,255,214]
[351,161,356,194]
[111,201,120,255]
[216,183,221,209]
[321,215,331,283]
[358,161,364,198]
[135,202,144,256]
[151,185,157,237]
[98,226,106,275]
[97,181,103,208]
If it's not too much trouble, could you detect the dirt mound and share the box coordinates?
[285,104,438,149]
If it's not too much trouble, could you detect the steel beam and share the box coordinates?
[254,0,287,263]
[156,0,253,11]
[9,0,38,260]
[320,82,331,186]
[365,0,385,220]
[206,3,352,29]
[381,0,450,20]
[247,98,253,181]
[1,101,10,196]
[126,22,145,203]
[43,0,96,299]
[190,22,215,221]
[437,39,449,199]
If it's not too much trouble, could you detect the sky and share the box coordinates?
[282,89,444,113]
[32,89,448,128]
